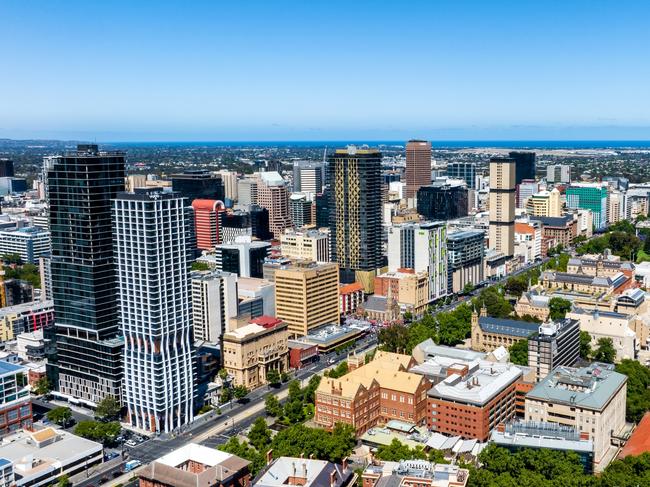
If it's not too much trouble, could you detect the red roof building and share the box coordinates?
[250,316,283,329]
[191,199,225,250]
[619,412,650,458]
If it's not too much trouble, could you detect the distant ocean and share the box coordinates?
[113,140,650,149]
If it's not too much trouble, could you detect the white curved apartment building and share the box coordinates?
[114,189,195,433]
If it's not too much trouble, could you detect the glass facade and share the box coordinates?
[509,151,537,185]
[447,162,477,189]
[46,144,125,403]
[172,169,225,202]
[566,184,608,230]
[417,183,468,221]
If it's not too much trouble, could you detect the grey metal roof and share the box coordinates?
[530,215,573,227]
[526,363,627,411]
[478,317,539,338]
[364,295,388,312]
[447,230,485,240]
[491,430,593,453]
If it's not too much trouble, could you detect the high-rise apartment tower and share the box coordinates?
[114,189,195,433]
[328,146,382,286]
[46,144,124,403]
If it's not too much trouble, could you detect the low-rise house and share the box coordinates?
[254,457,353,487]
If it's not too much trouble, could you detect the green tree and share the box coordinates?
[32,377,52,396]
[376,438,427,461]
[233,385,249,401]
[74,420,121,444]
[593,337,616,363]
[324,361,348,379]
[47,406,72,427]
[220,387,232,404]
[508,339,529,366]
[462,282,475,294]
[248,417,272,452]
[302,375,322,404]
[266,369,281,386]
[33,377,51,395]
[57,474,71,487]
[1,253,22,265]
[378,324,410,353]
[283,399,305,424]
[265,394,282,417]
[191,261,211,271]
[549,297,572,320]
[95,395,121,421]
[474,287,512,318]
[219,437,266,475]
[615,359,650,422]
[609,220,636,234]
[504,275,528,297]
[270,423,356,464]
[579,331,592,360]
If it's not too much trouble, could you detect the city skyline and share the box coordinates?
[2,1,650,141]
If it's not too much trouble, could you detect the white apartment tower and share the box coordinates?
[191,270,238,345]
[114,189,195,434]
[387,221,448,301]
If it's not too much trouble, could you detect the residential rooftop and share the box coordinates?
[254,457,352,487]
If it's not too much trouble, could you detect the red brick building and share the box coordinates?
[426,361,523,441]
[315,351,429,435]
[288,341,318,369]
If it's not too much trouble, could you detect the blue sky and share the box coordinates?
[2,0,650,141]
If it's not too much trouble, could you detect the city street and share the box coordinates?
[100,335,377,487]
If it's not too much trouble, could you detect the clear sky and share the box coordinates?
[2,0,650,141]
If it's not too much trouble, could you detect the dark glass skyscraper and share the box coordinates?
[328,146,382,284]
[172,169,225,202]
[315,189,330,229]
[0,159,15,178]
[46,144,125,403]
[417,180,468,221]
[509,151,537,185]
